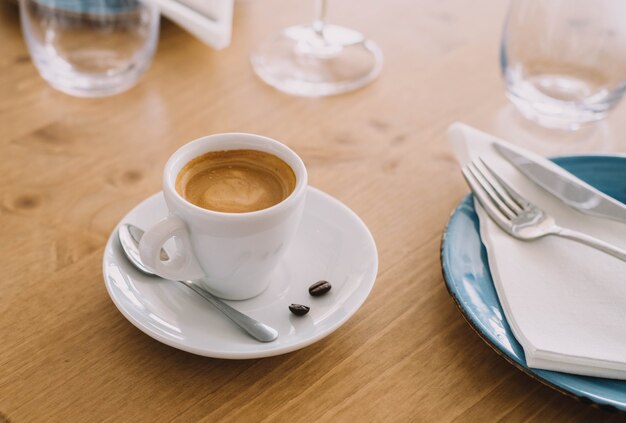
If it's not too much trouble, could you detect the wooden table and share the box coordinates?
[2,0,626,421]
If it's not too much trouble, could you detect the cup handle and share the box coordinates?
[138,215,206,281]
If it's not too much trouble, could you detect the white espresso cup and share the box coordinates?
[138,133,307,300]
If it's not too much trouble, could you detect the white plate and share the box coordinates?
[102,187,378,359]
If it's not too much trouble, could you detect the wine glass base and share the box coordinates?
[250,24,383,97]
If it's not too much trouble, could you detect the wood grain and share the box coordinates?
[2,0,626,421]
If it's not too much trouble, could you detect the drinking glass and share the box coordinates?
[501,0,626,130]
[250,0,383,97]
[19,0,160,97]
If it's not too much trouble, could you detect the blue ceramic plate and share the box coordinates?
[441,155,626,411]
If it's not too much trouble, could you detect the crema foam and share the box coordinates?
[175,149,296,213]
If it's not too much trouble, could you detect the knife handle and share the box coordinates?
[555,228,626,262]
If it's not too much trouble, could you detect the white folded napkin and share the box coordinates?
[448,122,626,379]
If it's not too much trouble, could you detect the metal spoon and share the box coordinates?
[117,223,278,342]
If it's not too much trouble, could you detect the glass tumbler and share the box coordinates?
[501,0,626,129]
[19,0,160,97]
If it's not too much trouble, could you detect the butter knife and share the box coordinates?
[494,143,626,224]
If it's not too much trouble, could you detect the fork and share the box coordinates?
[462,158,626,262]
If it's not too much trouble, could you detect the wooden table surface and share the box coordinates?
[2,0,626,421]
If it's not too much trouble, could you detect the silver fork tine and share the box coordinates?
[461,166,512,230]
[475,159,524,215]
[463,159,626,262]
[466,162,516,219]
[479,159,530,210]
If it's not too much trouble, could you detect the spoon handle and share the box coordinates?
[179,280,279,343]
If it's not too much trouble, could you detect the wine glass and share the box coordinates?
[250,0,383,97]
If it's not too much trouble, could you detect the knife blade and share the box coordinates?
[494,143,626,224]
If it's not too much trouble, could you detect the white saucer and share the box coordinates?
[102,187,378,359]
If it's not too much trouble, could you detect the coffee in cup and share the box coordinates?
[175,149,296,213]
[138,133,308,300]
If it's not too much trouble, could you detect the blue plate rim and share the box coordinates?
[440,154,626,412]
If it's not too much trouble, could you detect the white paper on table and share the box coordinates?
[448,122,626,379]
[152,0,234,49]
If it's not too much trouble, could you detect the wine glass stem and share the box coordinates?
[313,0,327,36]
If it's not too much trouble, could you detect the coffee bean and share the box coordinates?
[289,304,310,316]
[309,280,331,296]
